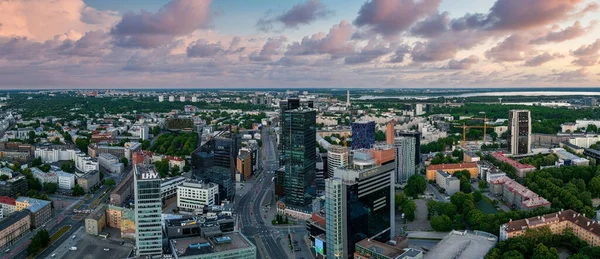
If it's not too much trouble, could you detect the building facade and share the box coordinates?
[508,110,531,155]
[0,209,30,248]
[177,181,219,211]
[77,170,100,193]
[351,121,375,150]
[15,197,51,228]
[85,204,107,236]
[56,171,75,189]
[134,165,163,257]
[326,145,348,178]
[394,137,416,184]
[435,170,460,196]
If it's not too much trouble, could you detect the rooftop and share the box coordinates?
[503,210,600,238]
[0,195,16,205]
[427,162,478,171]
[355,236,413,258]
[492,176,551,208]
[491,152,536,170]
[16,197,51,213]
[170,232,254,257]
[86,204,106,221]
[0,209,30,230]
[134,164,160,180]
[425,230,497,259]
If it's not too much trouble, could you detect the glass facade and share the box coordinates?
[134,166,163,257]
[394,137,416,183]
[351,121,375,150]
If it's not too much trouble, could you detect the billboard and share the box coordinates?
[315,237,324,255]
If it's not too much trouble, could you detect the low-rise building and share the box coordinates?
[161,176,186,204]
[177,180,219,212]
[551,148,589,166]
[490,176,551,211]
[463,152,480,163]
[0,209,30,248]
[0,174,28,198]
[98,153,124,174]
[106,205,136,239]
[478,161,507,183]
[15,197,52,228]
[354,236,422,259]
[56,170,75,189]
[168,232,256,259]
[165,214,235,239]
[85,204,106,236]
[425,230,497,259]
[0,196,16,217]
[77,170,100,193]
[110,172,133,206]
[31,168,57,184]
[490,152,536,178]
[500,209,600,246]
[435,170,460,196]
[426,163,479,180]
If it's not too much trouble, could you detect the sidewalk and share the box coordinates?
[406,231,449,240]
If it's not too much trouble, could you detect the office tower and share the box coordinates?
[415,103,424,115]
[584,97,597,107]
[508,110,531,155]
[394,137,416,184]
[397,131,421,166]
[346,90,350,107]
[134,165,163,257]
[327,145,349,178]
[326,150,395,258]
[386,122,395,145]
[280,107,316,207]
[351,121,375,150]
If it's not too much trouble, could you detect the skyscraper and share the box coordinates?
[134,164,163,257]
[394,137,416,183]
[327,145,349,178]
[397,131,421,166]
[280,107,316,207]
[351,121,375,150]
[508,110,531,155]
[326,150,395,258]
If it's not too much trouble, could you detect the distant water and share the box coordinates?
[358,91,600,100]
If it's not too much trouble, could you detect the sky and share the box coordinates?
[0,0,599,89]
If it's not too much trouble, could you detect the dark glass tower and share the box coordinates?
[351,121,375,150]
[280,108,316,207]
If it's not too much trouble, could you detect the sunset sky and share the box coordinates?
[0,0,599,89]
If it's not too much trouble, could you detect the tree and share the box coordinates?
[375,130,386,141]
[31,157,43,167]
[171,165,180,175]
[589,176,600,197]
[104,178,116,187]
[402,200,417,221]
[395,192,408,210]
[478,180,488,190]
[431,215,452,231]
[141,140,151,150]
[28,229,50,255]
[38,164,51,172]
[473,190,483,202]
[120,157,129,168]
[43,182,58,194]
[0,175,8,181]
[532,243,559,259]
[61,160,76,173]
[72,184,85,196]
[405,175,426,198]
[501,250,525,259]
[28,130,36,144]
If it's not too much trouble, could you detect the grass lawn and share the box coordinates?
[50,225,71,244]
[476,198,499,214]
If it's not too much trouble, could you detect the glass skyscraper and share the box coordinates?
[394,136,416,183]
[134,164,163,257]
[351,121,375,150]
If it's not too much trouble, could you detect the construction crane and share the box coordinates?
[454,114,496,144]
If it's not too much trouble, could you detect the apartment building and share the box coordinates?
[177,180,219,211]
[425,163,479,180]
[0,209,30,248]
[15,197,52,228]
[491,176,551,211]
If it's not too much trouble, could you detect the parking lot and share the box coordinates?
[51,227,133,259]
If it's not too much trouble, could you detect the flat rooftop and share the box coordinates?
[491,152,535,170]
[134,164,160,180]
[171,232,254,257]
[425,231,497,259]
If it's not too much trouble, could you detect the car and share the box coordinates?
[69,247,77,251]
[51,254,56,257]
[103,248,110,251]
[72,235,76,239]
[4,249,10,253]
[294,248,301,252]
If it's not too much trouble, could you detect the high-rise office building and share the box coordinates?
[280,107,316,207]
[584,97,597,107]
[398,131,421,166]
[327,145,349,178]
[508,110,531,155]
[134,165,163,257]
[394,137,416,183]
[326,150,395,258]
[351,121,375,150]
[279,98,314,167]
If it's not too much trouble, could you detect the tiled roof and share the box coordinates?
[504,210,600,238]
[427,162,478,171]
[0,195,16,205]
[491,152,535,170]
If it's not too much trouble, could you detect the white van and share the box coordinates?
[69,247,77,251]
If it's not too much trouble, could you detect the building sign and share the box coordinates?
[315,237,325,255]
[141,172,159,180]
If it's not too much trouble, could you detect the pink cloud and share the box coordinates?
[354,0,441,37]
[286,20,354,58]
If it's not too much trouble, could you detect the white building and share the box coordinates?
[435,170,460,196]
[394,137,416,183]
[180,96,186,102]
[56,170,75,189]
[140,125,149,141]
[0,197,16,217]
[177,180,219,211]
[161,176,186,203]
[552,148,589,166]
[415,103,424,116]
[158,96,164,102]
[31,168,57,184]
[98,153,123,174]
[169,95,175,102]
[191,96,198,102]
[34,148,98,173]
[327,145,348,178]
[569,136,600,149]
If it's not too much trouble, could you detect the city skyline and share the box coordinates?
[0,0,599,89]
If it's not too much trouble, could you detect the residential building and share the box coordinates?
[34,148,98,173]
[236,151,251,181]
[85,204,107,236]
[425,230,497,259]
[110,172,133,206]
[168,232,256,259]
[31,168,57,184]
[435,170,460,196]
[158,96,164,102]
[134,164,163,257]
[327,145,348,178]
[161,176,186,204]
[397,131,421,165]
[490,176,551,211]
[326,149,395,258]
[167,156,185,173]
[500,210,600,246]
[425,163,479,180]
[354,237,422,259]
[352,121,375,150]
[490,152,536,178]
[584,97,597,107]
[98,153,124,174]
[463,152,480,163]
[478,161,507,183]
[0,174,28,198]
[15,197,52,228]
[106,205,136,239]
[394,137,416,184]
[280,107,316,207]
[77,170,100,192]
[0,196,16,217]
[508,110,531,155]
[56,170,75,189]
[177,180,219,211]
[0,209,30,248]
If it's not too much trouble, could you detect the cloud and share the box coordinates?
[486,0,586,30]
[410,12,450,38]
[553,68,588,82]
[411,30,489,62]
[111,0,212,48]
[531,21,595,44]
[571,39,600,66]
[524,52,559,67]
[250,36,287,62]
[257,0,331,32]
[445,55,479,69]
[344,41,395,64]
[354,0,441,37]
[81,6,120,25]
[187,37,246,58]
[285,20,354,58]
[485,34,533,62]
[58,30,112,57]
[389,44,411,63]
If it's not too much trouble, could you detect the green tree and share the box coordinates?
[0,175,8,181]
[72,184,85,196]
[588,176,600,197]
[473,190,483,202]
[405,174,426,198]
[431,215,452,231]
[375,130,386,141]
[43,182,58,194]
[501,250,525,259]
[395,192,408,210]
[60,160,76,173]
[532,243,559,259]
[478,179,488,190]
[171,165,180,175]
[27,229,50,255]
[120,157,129,168]
[402,200,417,221]
[28,130,36,144]
[31,157,43,167]
[104,178,116,187]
